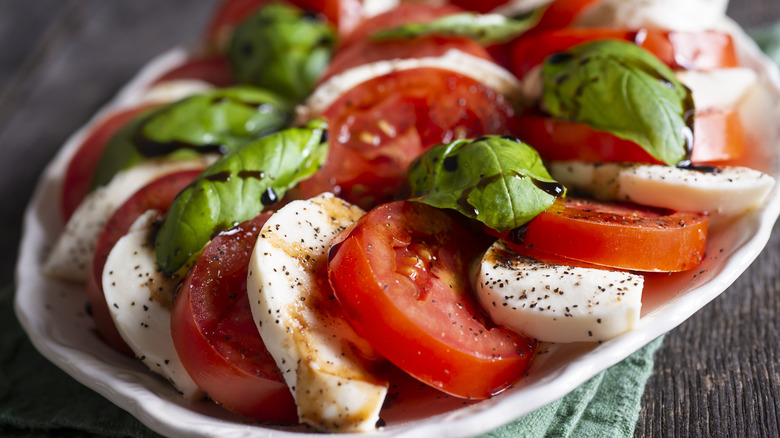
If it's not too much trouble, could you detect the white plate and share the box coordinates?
[14,21,780,438]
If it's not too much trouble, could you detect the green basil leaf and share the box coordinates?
[91,86,293,188]
[408,135,564,232]
[372,11,540,45]
[228,2,336,102]
[542,40,694,166]
[155,119,329,274]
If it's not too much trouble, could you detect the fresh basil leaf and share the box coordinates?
[408,135,564,232]
[542,40,694,166]
[372,12,540,45]
[155,119,329,274]
[90,86,293,188]
[228,2,336,102]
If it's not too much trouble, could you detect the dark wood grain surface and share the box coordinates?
[1,1,778,437]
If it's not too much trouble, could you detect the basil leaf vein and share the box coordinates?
[373,12,540,45]
[408,136,564,232]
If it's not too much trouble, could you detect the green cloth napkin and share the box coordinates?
[1,279,662,437]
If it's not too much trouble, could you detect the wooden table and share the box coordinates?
[1,1,778,436]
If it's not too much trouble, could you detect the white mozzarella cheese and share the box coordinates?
[474,240,643,343]
[43,156,214,282]
[246,193,387,432]
[136,79,214,105]
[297,49,523,123]
[548,160,776,216]
[676,68,758,111]
[102,210,202,400]
[575,0,729,33]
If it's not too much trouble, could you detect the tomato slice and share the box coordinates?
[87,169,203,356]
[511,28,738,78]
[448,0,509,13]
[319,35,492,84]
[513,107,745,164]
[328,201,536,399]
[539,0,603,30]
[300,68,516,208]
[338,3,464,49]
[503,197,708,272]
[171,213,298,423]
[61,105,155,221]
[153,56,235,87]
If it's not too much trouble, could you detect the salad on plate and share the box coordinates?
[15,0,780,435]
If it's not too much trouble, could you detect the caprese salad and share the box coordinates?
[41,0,776,433]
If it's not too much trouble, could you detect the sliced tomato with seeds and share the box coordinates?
[510,28,738,79]
[300,68,516,209]
[502,197,708,272]
[328,201,536,399]
[87,169,203,356]
[171,212,298,423]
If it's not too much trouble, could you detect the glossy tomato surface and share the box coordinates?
[153,56,235,87]
[338,3,464,49]
[300,68,516,209]
[510,28,738,79]
[328,201,537,399]
[61,105,154,221]
[514,107,745,164]
[504,197,709,272]
[319,35,492,84]
[87,169,203,356]
[171,213,297,423]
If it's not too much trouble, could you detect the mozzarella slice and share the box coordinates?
[246,193,387,432]
[575,0,729,32]
[102,210,202,400]
[676,68,758,111]
[137,79,214,105]
[474,240,643,343]
[43,156,214,282]
[548,160,776,216]
[297,49,523,123]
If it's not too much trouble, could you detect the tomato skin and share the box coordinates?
[513,107,745,164]
[171,213,297,423]
[328,201,536,399]
[529,0,603,35]
[61,105,155,221]
[319,35,492,84]
[338,3,464,49]
[87,169,203,356]
[511,28,738,79]
[504,197,709,272]
[153,56,235,87]
[300,68,516,209]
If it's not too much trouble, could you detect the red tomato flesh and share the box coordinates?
[61,105,155,221]
[87,169,203,356]
[171,213,298,423]
[319,35,493,84]
[338,3,464,49]
[510,28,738,79]
[513,107,745,164]
[504,197,708,272]
[300,68,516,209]
[328,201,537,399]
[153,56,235,87]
